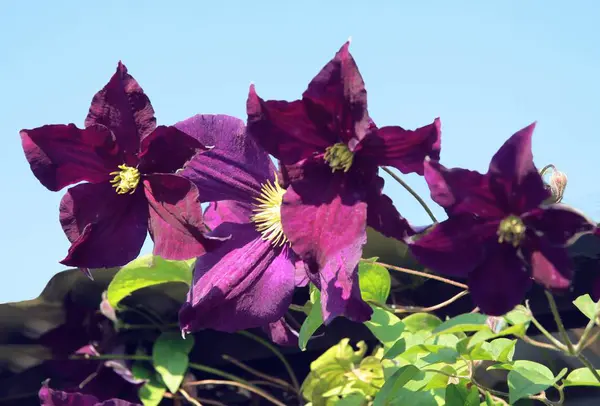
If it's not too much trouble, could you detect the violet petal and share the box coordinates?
[59,183,148,268]
[523,204,595,246]
[359,118,441,175]
[468,243,532,316]
[138,126,207,174]
[366,175,414,240]
[39,382,140,406]
[247,85,332,164]
[525,237,573,290]
[85,62,156,165]
[424,160,503,218]
[302,41,371,148]
[204,200,254,230]
[144,174,221,260]
[179,223,295,333]
[281,180,372,323]
[488,123,550,213]
[408,215,493,277]
[262,318,299,347]
[20,124,121,191]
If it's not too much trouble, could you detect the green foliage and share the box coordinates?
[444,383,479,406]
[573,294,600,325]
[302,338,384,406]
[152,332,195,393]
[299,285,324,350]
[505,360,558,404]
[563,368,600,387]
[132,362,167,406]
[358,260,391,305]
[107,255,194,307]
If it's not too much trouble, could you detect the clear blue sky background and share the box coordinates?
[1,1,598,303]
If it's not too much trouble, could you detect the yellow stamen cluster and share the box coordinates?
[109,164,141,195]
[251,175,287,247]
[497,215,526,247]
[324,143,354,173]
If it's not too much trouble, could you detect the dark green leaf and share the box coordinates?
[372,364,420,406]
[364,306,405,348]
[383,338,406,359]
[152,332,195,393]
[359,260,391,305]
[445,382,479,406]
[402,313,442,333]
[107,255,193,307]
[507,360,555,404]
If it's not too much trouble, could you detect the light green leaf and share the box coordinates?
[365,306,405,348]
[132,363,166,406]
[563,368,600,387]
[107,255,193,307]
[445,382,479,406]
[507,360,555,404]
[489,338,517,362]
[336,393,368,405]
[152,332,195,393]
[383,338,406,359]
[402,313,442,333]
[504,305,531,326]
[433,313,488,335]
[573,294,600,325]
[358,260,391,305]
[372,364,420,406]
[483,391,504,405]
[299,286,324,350]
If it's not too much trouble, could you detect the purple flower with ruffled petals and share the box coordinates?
[246,42,441,323]
[20,62,214,269]
[39,381,141,406]
[408,123,595,315]
[173,115,297,337]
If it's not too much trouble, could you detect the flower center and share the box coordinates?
[497,215,526,247]
[109,164,141,195]
[324,143,354,172]
[250,175,287,247]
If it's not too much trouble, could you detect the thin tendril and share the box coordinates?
[382,166,438,223]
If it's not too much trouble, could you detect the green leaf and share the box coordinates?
[402,313,442,333]
[383,338,406,359]
[504,305,531,326]
[489,338,517,362]
[507,360,555,404]
[445,382,479,406]
[138,374,167,406]
[152,332,195,393]
[483,391,504,405]
[364,306,405,348]
[563,368,600,387]
[132,363,166,406]
[373,364,420,406]
[433,313,489,335]
[358,261,391,305]
[336,393,368,405]
[573,294,600,325]
[299,286,324,350]
[107,255,193,307]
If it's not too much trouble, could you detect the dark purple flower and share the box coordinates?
[39,381,140,406]
[246,42,441,323]
[20,62,214,269]
[408,124,595,315]
[173,115,297,335]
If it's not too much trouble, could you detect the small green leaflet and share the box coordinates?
[152,332,195,393]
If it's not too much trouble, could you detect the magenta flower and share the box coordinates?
[246,42,441,323]
[39,382,140,406]
[173,115,298,335]
[408,124,595,315]
[20,63,213,269]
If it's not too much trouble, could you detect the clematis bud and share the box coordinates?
[540,164,567,203]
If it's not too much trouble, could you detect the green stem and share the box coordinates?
[525,300,568,352]
[236,331,300,393]
[544,291,576,355]
[382,166,438,223]
[68,353,250,385]
[373,261,468,290]
[574,299,600,353]
[575,352,600,383]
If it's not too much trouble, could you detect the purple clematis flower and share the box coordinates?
[408,123,595,315]
[246,42,441,323]
[173,114,298,336]
[20,63,213,269]
[39,381,140,406]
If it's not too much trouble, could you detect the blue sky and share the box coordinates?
[1,1,599,303]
